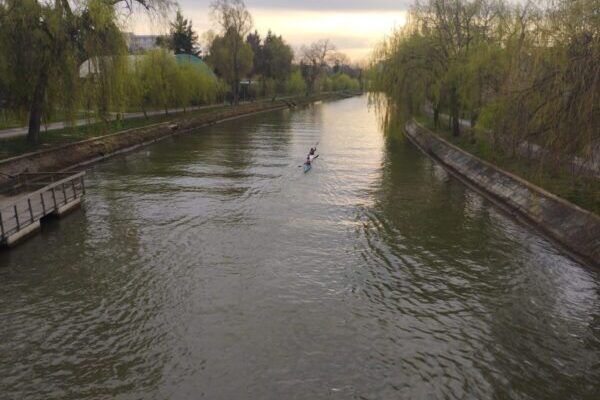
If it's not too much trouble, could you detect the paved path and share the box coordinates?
[0,104,225,140]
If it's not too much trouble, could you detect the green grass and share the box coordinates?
[0,105,231,160]
[0,110,95,130]
[415,115,600,215]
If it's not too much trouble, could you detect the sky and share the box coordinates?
[127,0,412,62]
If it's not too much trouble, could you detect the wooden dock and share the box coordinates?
[0,172,85,247]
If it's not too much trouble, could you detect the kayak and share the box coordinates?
[302,154,319,173]
[303,154,318,173]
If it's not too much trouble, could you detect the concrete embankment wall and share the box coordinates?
[405,120,600,267]
[0,93,349,188]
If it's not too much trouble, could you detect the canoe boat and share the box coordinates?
[303,154,318,173]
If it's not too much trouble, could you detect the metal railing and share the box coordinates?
[0,172,85,242]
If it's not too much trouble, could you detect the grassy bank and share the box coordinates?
[415,116,600,215]
[0,105,233,160]
[0,110,96,130]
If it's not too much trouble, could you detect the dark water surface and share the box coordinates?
[1,96,599,399]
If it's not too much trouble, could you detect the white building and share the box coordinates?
[123,33,165,53]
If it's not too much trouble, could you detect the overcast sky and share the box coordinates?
[127,0,412,62]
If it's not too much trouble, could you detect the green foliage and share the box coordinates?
[371,0,599,179]
[169,9,198,55]
[127,50,222,114]
[0,0,173,143]
[208,32,254,94]
[285,71,306,95]
[262,31,293,84]
[330,73,360,92]
[209,0,254,104]
[244,30,293,96]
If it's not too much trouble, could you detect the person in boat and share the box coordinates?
[305,155,312,166]
[308,147,316,156]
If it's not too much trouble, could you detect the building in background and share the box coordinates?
[123,33,165,54]
[80,54,216,80]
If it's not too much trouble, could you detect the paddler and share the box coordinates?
[308,147,316,156]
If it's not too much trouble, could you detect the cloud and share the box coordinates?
[128,1,409,61]
[178,0,413,12]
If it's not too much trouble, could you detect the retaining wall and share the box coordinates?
[405,120,600,267]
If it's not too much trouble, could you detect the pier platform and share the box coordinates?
[0,172,85,247]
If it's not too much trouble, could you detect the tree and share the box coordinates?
[301,39,336,94]
[210,0,254,104]
[244,30,293,96]
[0,0,173,145]
[371,0,501,136]
[371,0,599,179]
[246,30,263,78]
[329,52,350,74]
[135,49,177,115]
[207,31,253,102]
[262,31,293,91]
[170,9,198,55]
[286,70,307,95]
[127,49,223,116]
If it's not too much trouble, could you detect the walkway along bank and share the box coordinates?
[0,92,359,248]
[405,120,600,267]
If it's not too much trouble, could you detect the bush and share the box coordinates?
[285,71,306,95]
[331,73,360,91]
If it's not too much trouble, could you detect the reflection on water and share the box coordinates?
[1,96,599,399]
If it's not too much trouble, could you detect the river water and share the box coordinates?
[1,96,599,399]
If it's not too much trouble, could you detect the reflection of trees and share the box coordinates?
[106,108,295,183]
[362,106,600,399]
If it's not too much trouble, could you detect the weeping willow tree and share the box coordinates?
[487,0,600,171]
[371,0,599,176]
[372,0,504,136]
[0,0,172,144]
[126,49,226,117]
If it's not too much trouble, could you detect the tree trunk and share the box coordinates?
[27,67,49,145]
[232,81,239,105]
[449,86,460,137]
[433,106,440,129]
[470,112,477,129]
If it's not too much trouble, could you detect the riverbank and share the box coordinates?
[0,105,232,160]
[0,104,227,141]
[405,120,600,267]
[416,115,600,215]
[0,92,356,188]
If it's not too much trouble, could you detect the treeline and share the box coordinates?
[125,50,226,116]
[371,0,599,172]
[0,0,362,145]
[205,1,362,102]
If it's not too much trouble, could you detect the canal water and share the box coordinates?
[1,96,599,399]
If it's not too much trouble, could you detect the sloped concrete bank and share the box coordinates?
[405,120,600,267]
[0,93,351,189]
